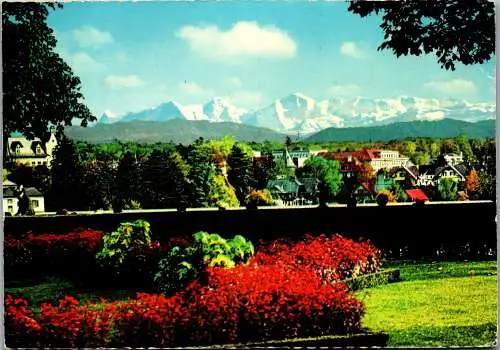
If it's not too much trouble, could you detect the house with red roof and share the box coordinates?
[406,189,429,202]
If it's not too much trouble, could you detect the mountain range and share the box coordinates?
[97,92,496,134]
[305,119,495,143]
[65,119,284,144]
[64,118,495,145]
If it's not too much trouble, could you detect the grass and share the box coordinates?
[356,260,498,347]
[5,277,137,311]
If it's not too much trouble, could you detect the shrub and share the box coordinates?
[4,228,104,281]
[155,232,254,295]
[124,199,141,210]
[253,234,380,281]
[245,189,274,206]
[96,220,152,270]
[5,265,364,347]
[154,246,205,295]
[376,190,396,206]
[228,235,255,264]
[193,231,233,266]
[193,231,254,266]
[376,192,391,206]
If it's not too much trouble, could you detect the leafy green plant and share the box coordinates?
[193,231,254,267]
[193,231,232,266]
[96,220,152,269]
[155,232,255,294]
[154,246,204,295]
[228,235,255,264]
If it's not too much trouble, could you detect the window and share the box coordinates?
[31,200,39,208]
[43,161,47,165]
[8,206,13,212]
[37,161,41,165]
[7,199,12,204]
[31,161,35,165]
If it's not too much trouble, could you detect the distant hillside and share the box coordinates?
[305,119,496,143]
[64,119,285,144]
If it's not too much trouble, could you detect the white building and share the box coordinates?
[368,150,410,172]
[272,150,310,168]
[7,133,58,168]
[3,182,45,215]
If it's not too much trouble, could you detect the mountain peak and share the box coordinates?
[98,93,495,133]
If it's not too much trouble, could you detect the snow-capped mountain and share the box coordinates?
[116,101,206,123]
[202,97,246,123]
[98,93,495,134]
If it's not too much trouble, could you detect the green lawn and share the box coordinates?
[356,261,498,347]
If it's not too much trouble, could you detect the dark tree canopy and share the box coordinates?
[348,1,495,71]
[3,3,95,156]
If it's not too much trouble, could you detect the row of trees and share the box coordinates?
[5,133,496,213]
[7,136,290,212]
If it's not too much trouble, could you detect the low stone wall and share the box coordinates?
[4,201,496,260]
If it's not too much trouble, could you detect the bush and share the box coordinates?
[96,220,152,270]
[154,246,205,295]
[228,235,255,264]
[376,192,391,206]
[254,234,380,281]
[5,265,364,347]
[4,228,104,281]
[124,199,141,210]
[245,189,274,207]
[155,232,254,295]
[193,231,254,266]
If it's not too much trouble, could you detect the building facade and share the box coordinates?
[7,133,58,168]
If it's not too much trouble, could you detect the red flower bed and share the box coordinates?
[4,229,186,284]
[254,234,380,282]
[4,228,105,280]
[5,264,364,347]
[5,232,378,347]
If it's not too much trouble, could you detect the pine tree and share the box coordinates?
[82,159,116,211]
[186,145,216,208]
[140,150,190,209]
[227,145,255,205]
[49,136,86,210]
[252,154,275,190]
[114,151,141,210]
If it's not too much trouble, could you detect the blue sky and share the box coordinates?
[48,1,496,118]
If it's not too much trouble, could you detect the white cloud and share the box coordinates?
[340,41,366,59]
[105,75,145,89]
[177,21,297,61]
[226,90,264,109]
[179,81,213,96]
[328,83,362,96]
[424,79,477,94]
[226,77,244,88]
[69,52,106,73]
[73,25,114,48]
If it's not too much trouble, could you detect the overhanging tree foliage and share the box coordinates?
[3,2,95,161]
[348,1,495,71]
